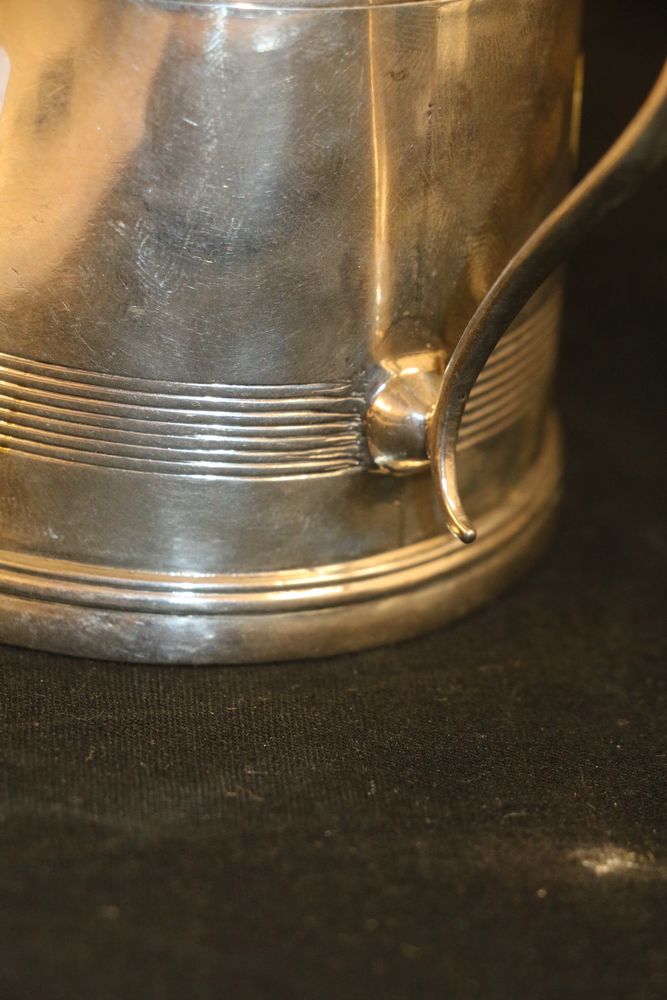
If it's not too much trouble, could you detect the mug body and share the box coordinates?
[0,0,580,661]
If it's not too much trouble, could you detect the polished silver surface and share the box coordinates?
[0,0,581,661]
[0,416,561,663]
[367,288,560,473]
[430,53,667,543]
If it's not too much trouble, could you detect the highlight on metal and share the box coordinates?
[429,56,667,543]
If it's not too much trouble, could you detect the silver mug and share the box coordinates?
[0,0,664,663]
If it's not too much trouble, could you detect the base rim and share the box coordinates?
[0,417,561,663]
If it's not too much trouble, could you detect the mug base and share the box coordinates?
[0,415,561,664]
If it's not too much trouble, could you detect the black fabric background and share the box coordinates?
[3,2,667,997]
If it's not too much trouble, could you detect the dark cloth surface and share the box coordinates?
[2,2,667,997]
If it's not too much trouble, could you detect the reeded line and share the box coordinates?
[0,374,363,415]
[0,300,557,475]
[466,342,556,404]
[459,372,553,447]
[0,402,362,440]
[459,356,555,448]
[458,316,557,448]
[0,423,363,461]
[0,410,362,451]
[0,351,355,393]
[482,295,560,349]
[474,307,558,381]
[465,341,557,413]
[0,353,358,399]
[460,377,549,443]
[0,428,364,457]
[475,320,553,377]
[464,345,555,421]
[0,400,360,439]
[0,437,360,476]
[465,331,556,412]
[0,360,366,473]
[0,388,361,428]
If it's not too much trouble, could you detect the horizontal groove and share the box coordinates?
[0,407,362,450]
[0,416,561,615]
[0,428,362,463]
[458,299,559,448]
[460,385,550,448]
[0,394,358,432]
[473,306,558,379]
[0,354,365,476]
[0,294,559,475]
[0,353,354,395]
[461,361,552,437]
[464,351,555,426]
[460,394,544,449]
[466,342,556,406]
[0,438,360,477]
[475,318,556,370]
[0,380,362,419]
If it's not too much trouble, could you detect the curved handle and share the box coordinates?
[429,56,667,545]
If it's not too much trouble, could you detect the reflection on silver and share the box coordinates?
[429,52,667,544]
[0,354,366,477]
[0,0,582,661]
[0,48,9,117]
[0,418,561,662]
[367,293,560,472]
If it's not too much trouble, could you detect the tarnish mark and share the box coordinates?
[35,56,75,133]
